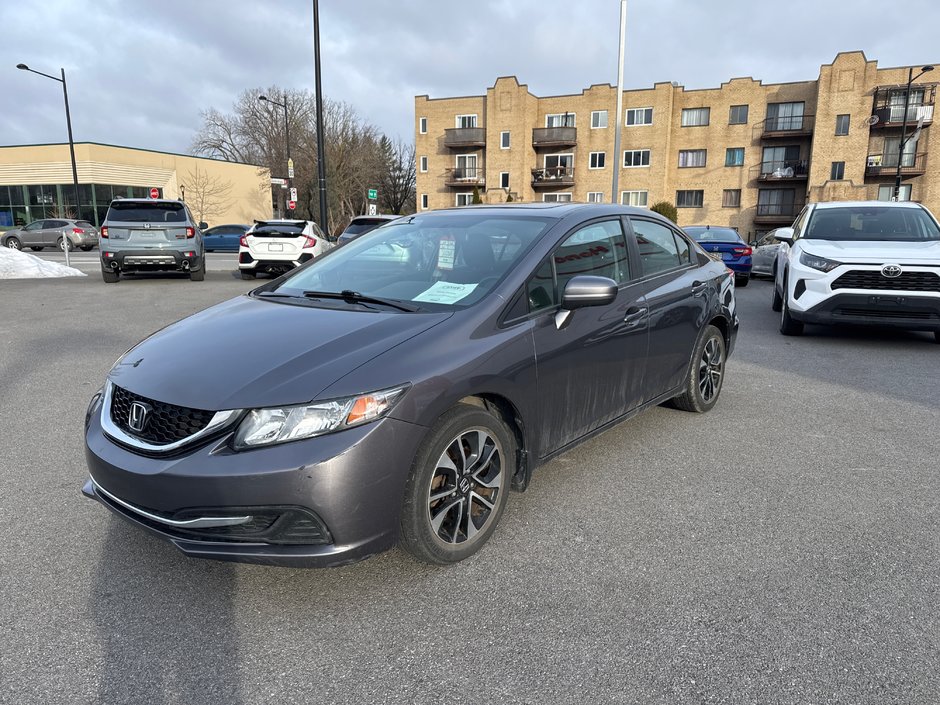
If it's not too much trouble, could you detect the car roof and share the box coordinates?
[108,198,183,205]
[424,202,659,219]
[350,214,399,222]
[813,200,924,210]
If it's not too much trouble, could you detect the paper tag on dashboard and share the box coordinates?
[437,236,455,270]
[413,281,478,304]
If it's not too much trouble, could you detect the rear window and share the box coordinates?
[344,218,392,235]
[106,201,186,223]
[76,221,95,229]
[804,206,940,242]
[684,227,743,243]
[251,222,306,237]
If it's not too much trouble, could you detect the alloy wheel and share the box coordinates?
[427,428,504,545]
[698,337,724,403]
[6,239,21,250]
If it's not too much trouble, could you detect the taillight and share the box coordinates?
[303,236,317,249]
[239,235,249,247]
[100,226,109,238]
[732,246,752,256]
[72,228,84,234]
[185,227,195,239]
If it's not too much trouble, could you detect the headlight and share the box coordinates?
[233,385,409,449]
[799,251,841,272]
[85,388,104,429]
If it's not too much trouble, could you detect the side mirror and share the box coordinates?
[773,227,794,245]
[199,221,208,230]
[556,275,618,330]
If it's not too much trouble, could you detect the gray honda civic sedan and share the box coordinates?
[83,203,738,567]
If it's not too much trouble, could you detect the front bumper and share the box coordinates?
[83,408,427,567]
[102,248,203,272]
[791,293,940,331]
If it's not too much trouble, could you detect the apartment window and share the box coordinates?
[419,156,428,173]
[546,113,575,127]
[676,190,704,208]
[419,117,427,134]
[625,107,653,126]
[722,189,741,207]
[587,192,604,203]
[621,190,649,207]
[500,131,510,149]
[729,105,749,125]
[681,107,710,127]
[589,152,606,169]
[878,184,912,201]
[591,110,608,128]
[758,189,796,217]
[500,172,510,189]
[835,114,850,136]
[830,161,845,180]
[725,147,745,167]
[456,193,474,206]
[766,102,805,131]
[420,194,428,210]
[678,149,706,168]
[455,114,477,128]
[543,193,572,202]
[623,149,651,167]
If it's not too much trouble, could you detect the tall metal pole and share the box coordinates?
[894,67,914,201]
[284,91,292,215]
[313,0,328,231]
[611,0,627,204]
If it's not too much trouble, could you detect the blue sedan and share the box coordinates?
[203,224,250,252]
[684,226,752,287]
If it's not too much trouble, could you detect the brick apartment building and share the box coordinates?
[415,52,939,238]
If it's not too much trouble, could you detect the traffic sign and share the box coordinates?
[287,200,296,210]
[368,188,378,200]
[289,187,297,201]
[288,158,295,179]
[368,203,377,216]
[149,187,159,199]
[270,177,286,186]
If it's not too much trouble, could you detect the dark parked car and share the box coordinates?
[82,203,738,567]
[337,214,401,246]
[203,224,249,252]
[683,226,753,286]
[2,218,99,251]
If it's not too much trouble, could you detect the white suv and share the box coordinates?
[772,201,940,342]
[238,219,333,279]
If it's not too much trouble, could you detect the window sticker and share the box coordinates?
[413,281,478,304]
[437,235,456,270]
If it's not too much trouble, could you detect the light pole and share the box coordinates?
[313,0,328,231]
[611,0,627,204]
[894,64,933,201]
[16,62,79,267]
[259,93,292,216]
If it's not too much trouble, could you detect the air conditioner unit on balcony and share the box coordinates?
[867,155,882,167]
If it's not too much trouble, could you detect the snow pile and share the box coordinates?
[0,247,87,279]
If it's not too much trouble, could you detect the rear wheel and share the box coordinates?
[400,404,515,564]
[189,267,205,281]
[735,275,749,288]
[101,268,119,283]
[934,331,940,344]
[779,280,804,336]
[30,246,44,252]
[669,325,726,413]
[239,270,256,280]
[5,237,22,250]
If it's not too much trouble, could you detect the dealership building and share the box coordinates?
[0,142,271,228]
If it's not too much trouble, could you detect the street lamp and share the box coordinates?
[259,93,292,215]
[894,64,934,201]
[16,62,80,267]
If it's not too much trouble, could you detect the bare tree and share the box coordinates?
[182,166,233,226]
[376,136,416,215]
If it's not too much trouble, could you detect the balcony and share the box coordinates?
[761,114,815,138]
[444,167,485,187]
[444,127,486,149]
[753,202,803,224]
[531,166,575,188]
[865,152,928,177]
[753,159,809,181]
[871,86,936,128]
[532,127,577,148]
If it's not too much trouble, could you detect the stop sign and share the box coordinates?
[149,187,159,199]
[288,200,296,210]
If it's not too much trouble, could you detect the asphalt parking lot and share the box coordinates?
[1,270,938,705]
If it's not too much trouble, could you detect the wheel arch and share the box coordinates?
[457,393,532,492]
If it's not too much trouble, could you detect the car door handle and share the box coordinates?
[691,281,708,297]
[623,306,648,326]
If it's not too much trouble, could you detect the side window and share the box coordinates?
[791,207,809,240]
[553,220,629,293]
[673,230,692,264]
[631,218,684,276]
[26,221,44,231]
[526,259,555,313]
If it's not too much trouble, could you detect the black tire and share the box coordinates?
[735,275,749,288]
[80,245,94,251]
[399,404,515,564]
[771,282,783,312]
[779,280,804,336]
[934,331,940,344]
[189,267,205,281]
[57,237,70,252]
[239,270,256,280]
[4,237,22,250]
[669,325,726,413]
[101,268,119,283]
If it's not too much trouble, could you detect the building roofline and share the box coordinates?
[0,141,263,168]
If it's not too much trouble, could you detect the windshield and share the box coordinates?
[272,212,554,309]
[804,206,940,242]
[685,227,743,243]
[106,201,186,223]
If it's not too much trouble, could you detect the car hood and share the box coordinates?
[801,239,940,263]
[108,295,452,410]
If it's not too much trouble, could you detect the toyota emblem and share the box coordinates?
[881,264,902,278]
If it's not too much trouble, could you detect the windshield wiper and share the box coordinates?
[302,289,419,312]
[254,291,302,299]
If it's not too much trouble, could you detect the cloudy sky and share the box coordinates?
[3,0,939,159]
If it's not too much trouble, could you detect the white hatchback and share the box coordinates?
[238,219,333,279]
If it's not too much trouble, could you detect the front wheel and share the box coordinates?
[779,283,804,336]
[669,325,726,413]
[735,275,749,288]
[5,237,22,250]
[399,404,515,564]
[771,284,783,312]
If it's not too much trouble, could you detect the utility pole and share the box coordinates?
[611,1,627,205]
[313,0,328,231]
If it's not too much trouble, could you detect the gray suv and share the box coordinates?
[2,218,99,251]
[100,199,207,283]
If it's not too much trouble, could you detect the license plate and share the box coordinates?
[721,253,733,261]
[268,243,283,252]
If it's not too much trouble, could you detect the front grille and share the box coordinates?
[834,308,939,320]
[832,270,940,292]
[111,385,214,445]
